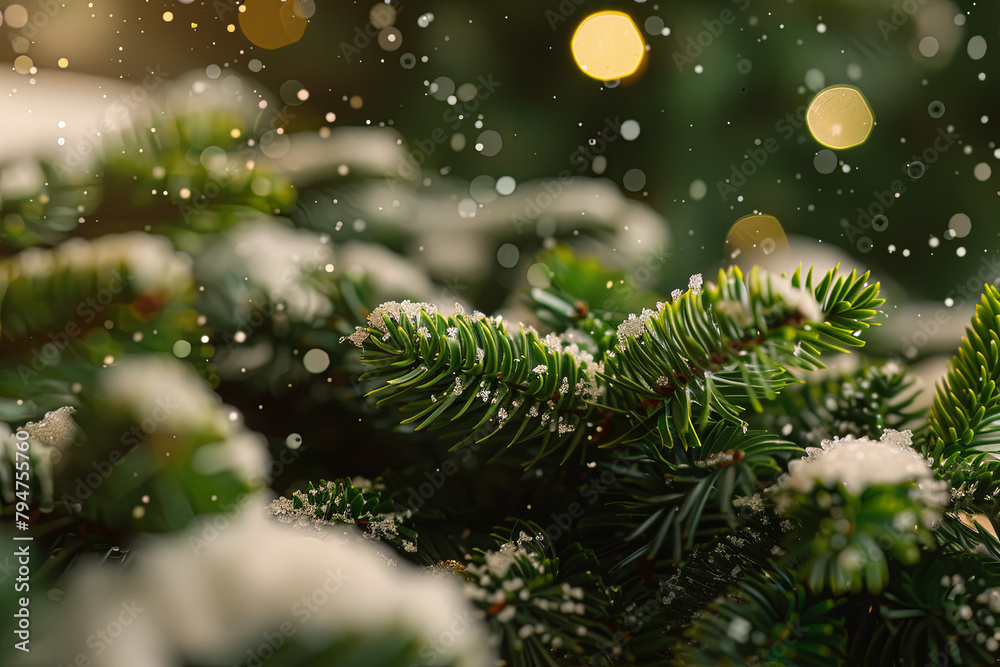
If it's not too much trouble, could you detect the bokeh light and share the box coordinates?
[806,85,874,150]
[3,4,28,29]
[724,214,790,264]
[571,11,645,81]
[238,0,309,50]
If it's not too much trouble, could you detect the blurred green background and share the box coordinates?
[4,0,996,284]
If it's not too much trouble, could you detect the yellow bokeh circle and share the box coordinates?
[571,11,645,81]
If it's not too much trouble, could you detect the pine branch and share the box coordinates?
[761,358,925,446]
[342,301,603,463]
[654,500,791,627]
[344,265,882,462]
[927,283,1000,463]
[580,424,801,567]
[602,264,883,449]
[267,478,419,555]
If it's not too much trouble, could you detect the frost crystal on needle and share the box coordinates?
[688,273,703,294]
[616,308,657,349]
[367,300,437,332]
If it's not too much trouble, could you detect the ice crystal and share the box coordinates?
[341,327,370,347]
[367,300,437,332]
[688,273,704,294]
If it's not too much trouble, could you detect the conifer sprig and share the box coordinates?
[927,283,1000,462]
[601,265,883,449]
[343,301,603,462]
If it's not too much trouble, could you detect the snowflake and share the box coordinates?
[532,365,549,375]
[688,273,703,294]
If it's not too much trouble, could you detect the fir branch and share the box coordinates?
[762,358,925,446]
[581,424,801,567]
[268,478,419,555]
[602,264,883,449]
[927,283,1000,463]
[654,500,791,627]
[343,301,603,463]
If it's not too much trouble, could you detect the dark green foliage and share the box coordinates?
[762,358,924,445]
[776,480,942,595]
[677,562,847,666]
[654,502,790,627]
[288,478,419,553]
[849,551,1000,666]
[581,424,801,568]
[461,532,614,667]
